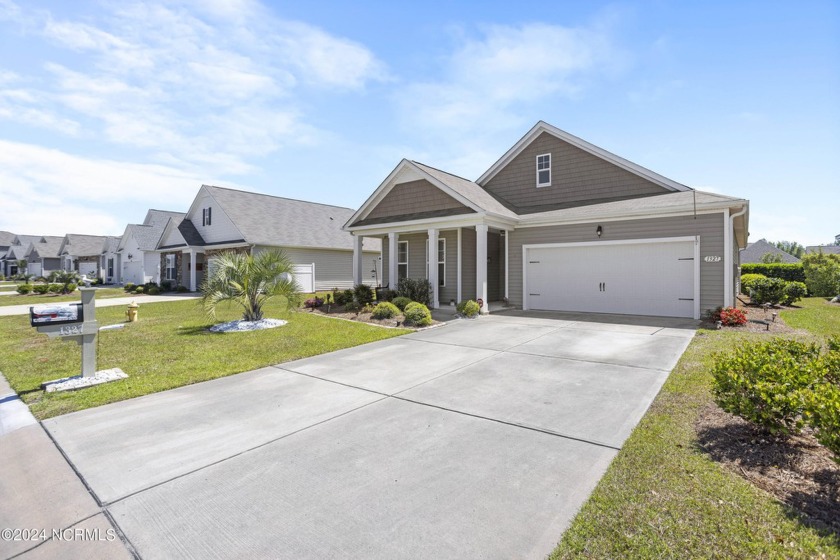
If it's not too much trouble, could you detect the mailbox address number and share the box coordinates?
[704,255,722,263]
[59,324,84,336]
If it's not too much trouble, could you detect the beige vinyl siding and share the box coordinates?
[257,246,378,291]
[381,236,390,288]
[508,212,725,313]
[484,132,669,212]
[487,232,503,301]
[438,230,458,304]
[399,233,428,281]
[366,180,471,221]
[192,193,243,244]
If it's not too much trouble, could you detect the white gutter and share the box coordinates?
[725,204,749,306]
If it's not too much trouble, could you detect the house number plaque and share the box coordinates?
[704,256,722,263]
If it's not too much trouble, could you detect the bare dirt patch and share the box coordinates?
[696,403,840,535]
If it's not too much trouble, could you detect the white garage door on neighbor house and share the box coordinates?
[524,237,699,318]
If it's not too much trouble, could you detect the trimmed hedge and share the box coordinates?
[456,300,480,318]
[403,302,432,326]
[802,252,840,297]
[371,301,400,319]
[740,263,805,282]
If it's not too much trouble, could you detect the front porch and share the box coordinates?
[352,222,510,313]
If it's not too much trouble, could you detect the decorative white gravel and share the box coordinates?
[209,318,288,333]
[43,368,128,393]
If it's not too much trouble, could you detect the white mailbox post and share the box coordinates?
[31,288,127,392]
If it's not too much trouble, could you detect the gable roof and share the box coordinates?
[739,239,801,264]
[201,185,380,252]
[11,235,41,248]
[345,159,519,229]
[26,236,64,259]
[101,236,121,255]
[477,121,691,193]
[60,234,109,257]
[120,210,186,252]
[156,215,206,250]
[0,231,16,247]
[144,209,186,228]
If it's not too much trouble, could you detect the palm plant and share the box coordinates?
[200,249,301,322]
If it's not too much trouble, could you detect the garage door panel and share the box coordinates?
[525,240,695,318]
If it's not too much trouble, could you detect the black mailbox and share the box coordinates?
[30,303,84,327]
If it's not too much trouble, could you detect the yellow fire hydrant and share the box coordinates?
[126,301,139,322]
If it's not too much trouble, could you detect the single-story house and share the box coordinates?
[100,236,122,284]
[156,185,381,292]
[117,210,185,285]
[58,234,110,278]
[344,121,749,319]
[805,244,840,255]
[1,234,41,277]
[0,231,15,277]
[739,239,800,264]
[24,235,64,277]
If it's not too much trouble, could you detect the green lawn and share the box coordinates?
[0,298,406,419]
[0,287,130,307]
[552,298,840,559]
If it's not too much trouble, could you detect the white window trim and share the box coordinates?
[438,238,446,288]
[536,153,551,188]
[165,254,176,281]
[397,240,408,280]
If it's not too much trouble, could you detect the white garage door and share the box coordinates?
[29,263,42,277]
[525,238,697,318]
[79,262,97,279]
[293,264,314,293]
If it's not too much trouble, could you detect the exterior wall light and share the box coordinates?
[596,225,603,237]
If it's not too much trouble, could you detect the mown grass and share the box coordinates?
[0,298,406,419]
[781,296,840,336]
[551,299,840,559]
[0,287,128,307]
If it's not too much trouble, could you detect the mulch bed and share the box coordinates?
[699,297,804,334]
[306,305,440,329]
[696,403,840,535]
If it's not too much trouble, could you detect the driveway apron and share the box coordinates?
[42,310,696,559]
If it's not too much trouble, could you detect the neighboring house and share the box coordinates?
[155,185,381,291]
[344,121,750,319]
[100,236,122,284]
[59,234,110,278]
[805,244,840,255]
[0,231,15,276]
[117,210,186,285]
[739,238,800,264]
[1,235,41,277]
[24,235,64,277]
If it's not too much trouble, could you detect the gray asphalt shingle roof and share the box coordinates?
[739,239,801,264]
[28,236,64,259]
[0,231,15,247]
[204,185,380,252]
[61,234,109,257]
[126,210,186,251]
[411,161,519,219]
[806,245,840,255]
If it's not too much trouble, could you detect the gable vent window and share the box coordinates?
[536,154,551,187]
[202,207,212,226]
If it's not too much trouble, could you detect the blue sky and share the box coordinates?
[1,0,838,245]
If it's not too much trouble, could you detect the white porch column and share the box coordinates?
[476,224,488,314]
[504,229,509,300]
[456,227,462,304]
[352,234,364,286]
[428,228,439,308]
[189,249,197,291]
[388,232,398,290]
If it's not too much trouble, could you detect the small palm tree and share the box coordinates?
[200,249,301,322]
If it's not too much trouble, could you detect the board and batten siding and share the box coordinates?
[256,246,378,291]
[484,132,669,213]
[192,193,243,244]
[366,180,470,220]
[508,212,725,313]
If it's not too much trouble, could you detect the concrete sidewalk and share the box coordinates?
[0,373,132,559]
[0,293,200,317]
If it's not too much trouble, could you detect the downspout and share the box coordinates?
[728,205,748,306]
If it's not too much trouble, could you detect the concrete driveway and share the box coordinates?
[39,311,695,559]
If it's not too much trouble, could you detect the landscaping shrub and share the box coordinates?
[134,286,144,294]
[396,278,432,307]
[353,283,374,306]
[709,306,747,326]
[739,273,766,293]
[32,284,49,295]
[161,280,173,291]
[176,285,190,293]
[456,300,480,318]
[344,301,361,313]
[749,277,788,305]
[805,384,840,463]
[124,283,136,292]
[48,283,61,293]
[304,297,323,309]
[782,281,807,305]
[740,263,805,282]
[65,283,77,293]
[391,296,412,311]
[371,301,399,319]
[403,302,432,326]
[712,339,824,435]
[332,289,349,306]
[146,286,161,295]
[801,252,840,297]
[16,284,32,294]
[375,288,396,302]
